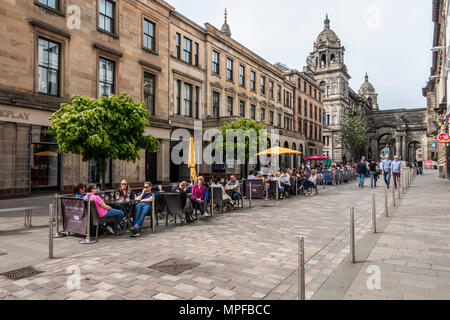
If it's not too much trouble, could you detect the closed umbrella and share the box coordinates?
[188,137,197,182]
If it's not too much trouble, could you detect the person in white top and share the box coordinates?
[303,169,318,196]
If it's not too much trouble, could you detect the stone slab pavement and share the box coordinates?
[341,172,450,300]
[0,171,434,300]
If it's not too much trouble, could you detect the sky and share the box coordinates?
[167,0,434,110]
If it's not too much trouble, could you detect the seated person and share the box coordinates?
[280,171,291,195]
[131,182,157,237]
[210,176,232,209]
[269,172,284,199]
[84,184,124,235]
[73,182,86,198]
[113,179,136,213]
[303,169,318,196]
[191,176,209,217]
[177,181,194,223]
[225,175,241,205]
[247,170,257,180]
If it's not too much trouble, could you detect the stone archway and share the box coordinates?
[408,141,422,163]
[378,133,395,159]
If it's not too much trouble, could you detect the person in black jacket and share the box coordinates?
[368,160,378,188]
[176,181,194,223]
[356,157,368,188]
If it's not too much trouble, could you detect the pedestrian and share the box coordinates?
[381,155,393,188]
[357,157,368,187]
[392,156,402,189]
[368,160,378,188]
[417,160,424,175]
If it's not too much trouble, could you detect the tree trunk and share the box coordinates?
[99,158,106,191]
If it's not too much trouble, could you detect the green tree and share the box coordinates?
[340,108,369,161]
[49,93,160,189]
[219,118,267,177]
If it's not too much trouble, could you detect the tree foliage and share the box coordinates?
[219,118,267,163]
[340,108,369,160]
[49,93,160,189]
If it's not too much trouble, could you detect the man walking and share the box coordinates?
[381,155,393,189]
[392,156,402,189]
[417,160,424,176]
[357,157,368,188]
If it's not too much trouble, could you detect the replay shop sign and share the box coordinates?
[0,108,31,120]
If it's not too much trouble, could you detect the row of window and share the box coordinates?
[38,0,158,53]
[37,36,156,115]
[298,119,322,141]
[297,97,323,122]
[176,33,199,67]
[213,51,293,107]
[299,77,321,102]
[175,80,200,118]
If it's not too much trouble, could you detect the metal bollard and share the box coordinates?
[372,193,376,233]
[392,184,396,207]
[53,194,65,238]
[49,203,54,259]
[24,208,32,228]
[276,184,279,201]
[152,199,156,232]
[265,181,269,201]
[249,182,253,208]
[211,187,214,214]
[298,234,305,300]
[385,187,389,217]
[295,176,298,196]
[80,195,97,244]
[397,180,401,199]
[350,206,355,263]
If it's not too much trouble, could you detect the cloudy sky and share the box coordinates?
[167,0,434,110]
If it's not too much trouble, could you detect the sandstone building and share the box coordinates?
[423,0,449,179]
[0,0,323,198]
[306,15,429,164]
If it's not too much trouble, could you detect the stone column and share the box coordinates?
[401,134,407,161]
[157,139,170,184]
[395,134,401,158]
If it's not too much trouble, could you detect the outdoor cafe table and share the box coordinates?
[105,198,139,234]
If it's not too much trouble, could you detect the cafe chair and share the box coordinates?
[163,193,184,225]
[211,187,229,214]
[86,200,117,241]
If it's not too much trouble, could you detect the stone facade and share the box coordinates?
[307,15,429,164]
[0,0,322,198]
[423,0,449,179]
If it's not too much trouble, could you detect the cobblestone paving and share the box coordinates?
[344,172,450,300]
[0,177,403,300]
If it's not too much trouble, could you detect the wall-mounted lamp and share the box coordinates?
[431,46,447,52]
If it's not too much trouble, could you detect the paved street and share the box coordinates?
[0,171,449,300]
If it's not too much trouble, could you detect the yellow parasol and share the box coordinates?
[255,147,300,156]
[188,137,197,182]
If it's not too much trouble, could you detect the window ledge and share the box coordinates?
[171,55,204,71]
[97,27,119,39]
[34,1,65,17]
[142,47,158,56]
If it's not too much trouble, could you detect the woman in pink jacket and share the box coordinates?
[191,176,209,217]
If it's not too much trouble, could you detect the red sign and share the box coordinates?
[438,133,450,143]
